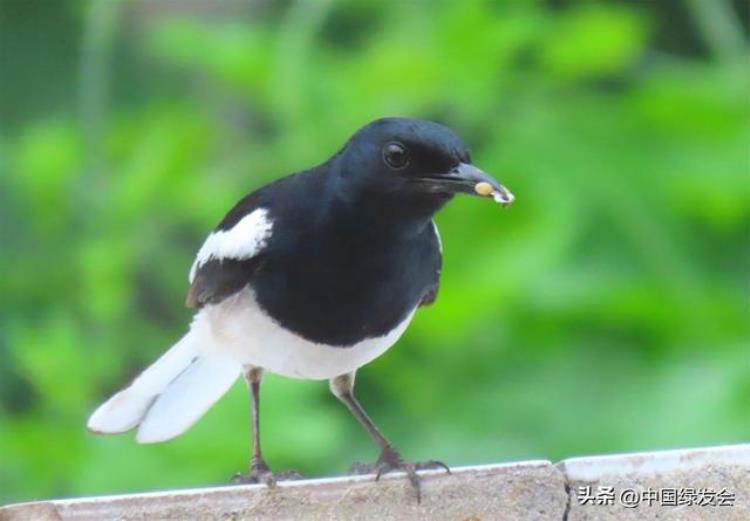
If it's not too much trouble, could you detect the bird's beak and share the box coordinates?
[418,163,514,205]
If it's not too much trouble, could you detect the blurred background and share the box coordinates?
[1,0,748,505]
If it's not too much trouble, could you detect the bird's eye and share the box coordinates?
[383,142,409,169]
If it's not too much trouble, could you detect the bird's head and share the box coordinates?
[333,117,513,219]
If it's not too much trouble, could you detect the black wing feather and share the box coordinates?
[186,189,269,309]
[419,223,442,307]
[186,257,263,308]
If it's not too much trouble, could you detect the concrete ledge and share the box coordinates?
[1,445,748,520]
[0,460,567,521]
[560,444,750,521]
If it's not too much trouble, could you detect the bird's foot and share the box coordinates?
[347,445,450,502]
[231,456,303,488]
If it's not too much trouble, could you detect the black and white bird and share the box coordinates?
[87,117,514,499]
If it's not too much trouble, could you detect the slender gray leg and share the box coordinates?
[232,366,302,486]
[330,373,392,450]
[232,367,274,485]
[330,372,449,502]
[246,367,270,477]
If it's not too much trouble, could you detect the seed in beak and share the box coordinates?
[475,181,515,208]
[474,182,494,196]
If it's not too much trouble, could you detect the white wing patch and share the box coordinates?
[189,208,273,283]
[431,220,442,254]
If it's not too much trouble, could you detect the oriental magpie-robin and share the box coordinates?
[88,117,514,500]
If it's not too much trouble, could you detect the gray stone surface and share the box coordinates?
[0,460,568,521]
[3,445,748,520]
[560,444,750,521]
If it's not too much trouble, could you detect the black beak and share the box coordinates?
[417,163,514,204]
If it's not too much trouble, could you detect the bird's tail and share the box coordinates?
[87,329,241,443]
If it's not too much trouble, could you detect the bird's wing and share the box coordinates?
[186,195,273,308]
[419,220,443,307]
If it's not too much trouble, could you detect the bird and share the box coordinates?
[87,117,514,500]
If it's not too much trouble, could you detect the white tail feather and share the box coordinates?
[136,354,240,443]
[87,331,240,442]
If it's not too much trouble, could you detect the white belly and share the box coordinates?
[190,287,415,380]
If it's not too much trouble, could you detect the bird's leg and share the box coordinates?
[232,366,301,486]
[233,367,274,486]
[330,373,449,502]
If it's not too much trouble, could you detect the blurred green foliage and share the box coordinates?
[1,0,748,505]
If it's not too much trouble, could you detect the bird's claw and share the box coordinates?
[231,457,302,488]
[348,446,450,502]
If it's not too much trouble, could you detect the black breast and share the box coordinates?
[251,216,441,347]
